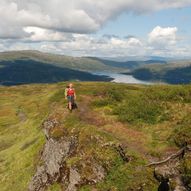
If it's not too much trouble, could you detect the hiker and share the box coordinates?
[65,83,76,111]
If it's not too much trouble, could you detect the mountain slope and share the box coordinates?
[0,51,166,72]
[88,57,167,69]
[0,59,112,86]
[0,82,191,191]
[0,50,123,72]
[130,62,191,84]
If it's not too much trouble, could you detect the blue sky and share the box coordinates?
[99,7,191,39]
[0,0,191,58]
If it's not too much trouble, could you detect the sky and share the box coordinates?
[0,0,191,58]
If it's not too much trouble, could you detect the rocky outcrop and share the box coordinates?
[154,159,189,191]
[147,145,191,191]
[28,117,106,191]
[28,135,78,191]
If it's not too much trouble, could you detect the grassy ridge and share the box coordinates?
[0,82,191,190]
[0,50,123,72]
[92,84,191,145]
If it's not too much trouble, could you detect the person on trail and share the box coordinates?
[65,83,76,111]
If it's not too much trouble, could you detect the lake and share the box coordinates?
[93,72,153,85]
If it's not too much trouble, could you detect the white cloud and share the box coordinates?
[1,0,190,59]
[32,26,191,57]
[0,0,190,58]
[0,23,191,58]
[148,26,178,47]
[23,27,74,42]
[0,43,5,51]
[0,0,191,39]
[37,35,145,57]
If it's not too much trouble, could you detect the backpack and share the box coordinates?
[72,102,78,109]
[67,102,78,110]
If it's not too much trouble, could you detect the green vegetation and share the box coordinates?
[0,50,166,73]
[0,84,54,191]
[0,82,191,191]
[113,94,165,124]
[89,57,166,69]
[0,59,112,86]
[171,114,191,147]
[131,62,191,84]
[92,85,168,124]
[91,83,191,155]
[0,50,123,72]
[1,50,191,85]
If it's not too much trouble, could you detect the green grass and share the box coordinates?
[0,82,191,191]
[113,94,165,124]
[91,83,191,155]
[0,84,54,191]
[92,84,167,124]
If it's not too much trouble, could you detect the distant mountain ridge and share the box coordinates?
[0,59,112,86]
[0,50,123,72]
[0,50,191,85]
[130,62,191,84]
[88,57,167,69]
[0,50,168,71]
[0,50,169,86]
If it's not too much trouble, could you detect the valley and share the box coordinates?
[1,50,191,85]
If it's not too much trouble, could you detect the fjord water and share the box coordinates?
[93,72,153,84]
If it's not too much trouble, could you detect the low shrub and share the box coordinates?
[171,115,191,147]
[92,87,126,107]
[143,85,191,103]
[113,94,165,124]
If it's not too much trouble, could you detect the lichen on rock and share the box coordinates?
[29,116,106,191]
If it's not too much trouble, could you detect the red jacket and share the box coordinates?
[67,88,75,96]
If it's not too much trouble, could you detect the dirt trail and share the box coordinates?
[29,102,106,191]
[76,95,148,156]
